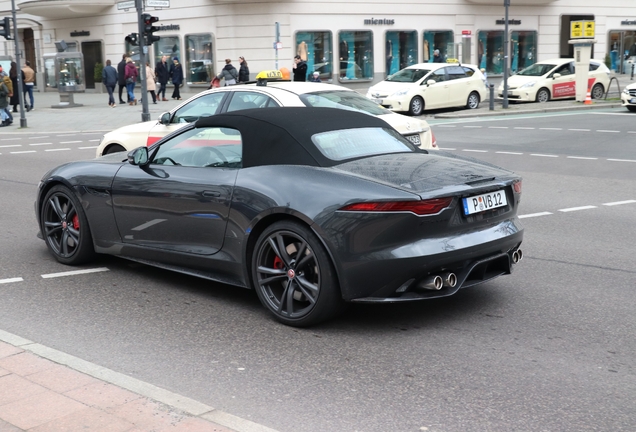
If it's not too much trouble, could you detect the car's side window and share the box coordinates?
[552,63,574,77]
[171,92,226,124]
[462,67,475,77]
[446,66,467,80]
[427,69,446,83]
[589,63,599,71]
[150,127,242,169]
[226,91,281,112]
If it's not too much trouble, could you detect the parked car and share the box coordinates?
[37,107,524,327]
[366,62,488,115]
[96,79,436,156]
[621,81,636,112]
[497,58,611,103]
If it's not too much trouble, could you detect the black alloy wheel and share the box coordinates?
[252,221,344,327]
[409,96,424,116]
[535,88,550,103]
[41,185,95,265]
[105,144,126,155]
[591,83,604,99]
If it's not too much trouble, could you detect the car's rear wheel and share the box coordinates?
[627,106,636,113]
[105,144,126,155]
[40,185,95,265]
[252,220,344,327]
[535,88,550,103]
[409,96,424,116]
[466,92,480,109]
[591,83,604,99]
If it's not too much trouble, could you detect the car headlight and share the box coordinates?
[391,89,410,97]
[623,88,630,95]
[519,81,537,89]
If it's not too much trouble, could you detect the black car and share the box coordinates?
[36,108,524,326]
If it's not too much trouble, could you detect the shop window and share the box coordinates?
[296,31,333,81]
[477,30,504,74]
[608,30,636,73]
[186,34,213,85]
[338,31,373,81]
[511,31,537,73]
[153,36,181,70]
[385,31,417,76]
[423,31,453,63]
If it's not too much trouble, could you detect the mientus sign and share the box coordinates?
[364,18,395,25]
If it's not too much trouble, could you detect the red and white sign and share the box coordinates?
[462,30,472,35]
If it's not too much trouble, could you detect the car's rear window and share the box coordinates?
[311,127,418,161]
[517,63,556,76]
[300,91,392,116]
[386,68,431,82]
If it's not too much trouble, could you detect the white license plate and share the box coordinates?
[462,190,508,215]
[405,134,421,145]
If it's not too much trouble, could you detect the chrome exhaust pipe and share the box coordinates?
[516,249,523,262]
[441,272,457,288]
[511,249,523,264]
[418,275,443,291]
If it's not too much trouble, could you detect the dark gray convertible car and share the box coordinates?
[36,107,524,326]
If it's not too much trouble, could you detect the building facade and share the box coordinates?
[1,0,636,92]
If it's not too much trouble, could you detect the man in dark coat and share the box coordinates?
[169,57,183,100]
[155,55,169,101]
[292,55,308,82]
[102,59,118,107]
[117,54,128,104]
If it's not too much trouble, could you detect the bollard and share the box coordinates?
[489,84,495,111]
[632,63,634,80]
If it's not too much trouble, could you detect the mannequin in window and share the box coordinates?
[340,40,348,61]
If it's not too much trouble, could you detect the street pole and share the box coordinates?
[10,0,26,127]
[503,0,510,109]
[275,22,280,70]
[135,0,150,122]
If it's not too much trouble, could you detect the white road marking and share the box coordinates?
[0,138,21,141]
[0,277,23,284]
[519,212,552,219]
[0,145,21,148]
[530,153,558,158]
[568,129,590,131]
[628,131,636,134]
[596,130,620,133]
[29,143,52,146]
[496,151,523,155]
[438,147,456,150]
[78,146,98,150]
[60,141,83,144]
[514,127,535,130]
[603,200,636,206]
[29,136,48,139]
[463,149,488,153]
[9,150,36,154]
[607,158,636,163]
[56,134,77,137]
[489,126,509,129]
[88,139,101,142]
[559,205,597,213]
[540,128,562,130]
[436,125,456,128]
[464,126,482,128]
[41,267,110,279]
[567,156,597,160]
[45,148,71,152]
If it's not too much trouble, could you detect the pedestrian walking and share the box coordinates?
[238,56,250,83]
[0,77,11,127]
[169,57,183,100]
[146,62,157,104]
[102,59,118,107]
[155,55,169,101]
[21,60,35,111]
[292,55,308,81]
[117,54,128,104]
[124,57,138,105]
[9,62,24,113]
[216,59,238,86]
[309,71,321,82]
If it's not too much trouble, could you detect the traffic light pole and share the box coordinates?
[135,0,150,122]
[11,0,27,127]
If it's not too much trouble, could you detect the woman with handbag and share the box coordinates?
[124,58,138,105]
[145,62,157,104]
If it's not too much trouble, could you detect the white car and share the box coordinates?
[620,81,636,112]
[497,58,611,103]
[96,80,436,156]
[365,62,488,116]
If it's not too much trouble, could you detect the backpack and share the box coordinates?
[2,76,12,95]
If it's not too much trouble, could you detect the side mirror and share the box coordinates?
[426,79,436,86]
[552,73,561,79]
[128,146,149,166]
[159,112,171,125]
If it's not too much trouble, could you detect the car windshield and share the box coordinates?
[300,91,392,116]
[311,127,418,161]
[516,63,556,76]
[386,68,431,82]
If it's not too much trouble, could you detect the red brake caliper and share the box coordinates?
[72,214,80,230]
[273,256,284,270]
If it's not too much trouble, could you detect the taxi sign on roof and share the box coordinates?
[256,70,283,80]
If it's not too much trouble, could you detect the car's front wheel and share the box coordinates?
[591,83,604,99]
[535,88,550,103]
[104,144,126,155]
[40,185,95,265]
[252,220,344,327]
[409,96,424,116]
[466,92,480,109]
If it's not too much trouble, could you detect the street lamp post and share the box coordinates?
[135,0,150,122]
[502,0,510,109]
[10,0,27,127]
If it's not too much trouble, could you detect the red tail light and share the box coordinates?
[513,180,522,194]
[339,198,453,216]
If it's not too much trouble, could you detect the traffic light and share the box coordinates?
[142,14,160,46]
[0,17,12,40]
[125,32,139,47]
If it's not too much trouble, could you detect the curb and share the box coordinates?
[433,101,623,119]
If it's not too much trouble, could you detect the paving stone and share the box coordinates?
[0,342,23,360]
[0,374,47,406]
[29,406,134,432]
[63,381,141,409]
[0,352,55,377]
[27,363,102,393]
[0,390,87,430]
[0,418,23,432]
[107,397,191,430]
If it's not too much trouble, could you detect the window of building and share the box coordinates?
[185,34,213,85]
[608,30,636,73]
[338,31,373,81]
[296,31,333,81]
[477,30,504,74]
[511,31,537,73]
[385,31,417,76]
[153,36,181,71]
[423,31,453,63]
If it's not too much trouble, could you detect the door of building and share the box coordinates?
[81,41,103,89]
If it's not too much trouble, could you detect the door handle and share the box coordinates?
[202,190,221,198]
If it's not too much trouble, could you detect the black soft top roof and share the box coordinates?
[194,107,390,168]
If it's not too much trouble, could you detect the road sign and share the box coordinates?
[146,0,170,7]
[584,21,595,38]
[117,0,135,10]
[461,30,471,35]
[571,20,595,39]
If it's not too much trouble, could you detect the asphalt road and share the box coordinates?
[1,109,635,431]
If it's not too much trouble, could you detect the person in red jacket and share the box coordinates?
[124,58,138,105]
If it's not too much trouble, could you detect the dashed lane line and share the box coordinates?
[567,156,597,160]
[45,148,71,152]
[519,200,635,219]
[0,138,21,141]
[464,125,482,128]
[0,144,21,148]
[488,126,509,129]
[496,151,523,155]
[29,136,48,139]
[539,128,562,130]
[514,127,535,130]
[608,158,636,163]
[519,212,552,219]
[79,146,98,150]
[0,277,23,284]
[463,149,488,153]
[29,143,53,146]
[530,153,559,157]
[41,267,110,279]
[603,200,636,206]
[568,129,590,131]
[559,205,597,213]
[60,141,83,144]
[9,150,36,154]
[597,130,621,133]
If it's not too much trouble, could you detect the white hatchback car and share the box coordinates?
[96,80,436,156]
[497,58,611,103]
[365,62,488,116]
[620,82,636,112]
